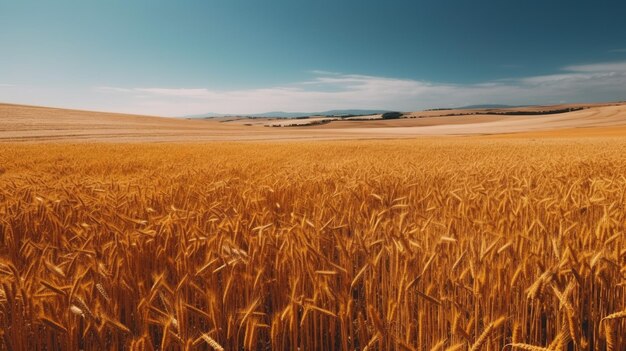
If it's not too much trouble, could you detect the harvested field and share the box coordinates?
[2,102,626,142]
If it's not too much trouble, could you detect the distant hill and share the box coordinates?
[426,104,522,111]
[456,104,520,110]
[186,109,391,119]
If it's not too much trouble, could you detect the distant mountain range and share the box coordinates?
[427,104,524,111]
[456,104,517,109]
[186,105,529,119]
[185,109,391,119]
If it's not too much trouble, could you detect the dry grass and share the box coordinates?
[1,138,625,350]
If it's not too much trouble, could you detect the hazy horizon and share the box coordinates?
[2,0,626,116]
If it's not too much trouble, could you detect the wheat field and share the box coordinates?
[1,138,625,350]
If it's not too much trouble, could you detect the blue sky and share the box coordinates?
[2,0,626,116]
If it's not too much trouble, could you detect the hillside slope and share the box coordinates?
[1,102,626,142]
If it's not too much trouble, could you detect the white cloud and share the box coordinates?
[518,62,626,96]
[2,61,620,116]
[96,86,133,93]
[95,76,461,116]
[308,70,342,76]
[520,73,611,85]
[565,61,626,72]
[94,61,626,116]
